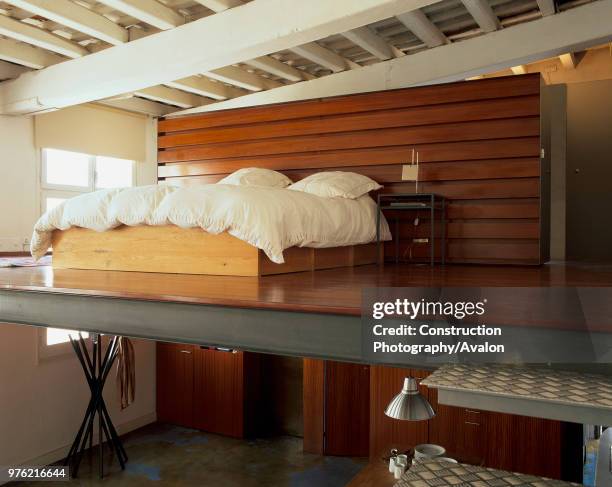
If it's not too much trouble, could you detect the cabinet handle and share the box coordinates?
[465,409,481,414]
[465,421,480,426]
[180,350,192,354]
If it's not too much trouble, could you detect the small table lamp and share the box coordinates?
[385,377,436,421]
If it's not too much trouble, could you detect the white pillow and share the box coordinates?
[217,168,292,188]
[288,171,382,199]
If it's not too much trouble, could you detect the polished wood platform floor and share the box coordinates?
[2,262,612,315]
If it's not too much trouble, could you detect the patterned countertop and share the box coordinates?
[422,364,612,411]
[395,459,580,486]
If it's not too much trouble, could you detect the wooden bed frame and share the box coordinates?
[51,226,378,276]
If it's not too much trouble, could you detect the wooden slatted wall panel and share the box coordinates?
[158,74,544,265]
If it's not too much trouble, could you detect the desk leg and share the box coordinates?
[65,334,127,479]
[430,195,435,266]
[376,203,381,265]
[441,198,446,265]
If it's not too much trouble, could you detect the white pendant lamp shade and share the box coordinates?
[385,377,436,421]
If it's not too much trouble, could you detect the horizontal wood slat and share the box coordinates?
[394,221,540,239]
[161,159,539,184]
[159,74,540,132]
[385,240,541,264]
[159,118,539,162]
[158,75,544,265]
[158,95,539,148]
[159,138,540,176]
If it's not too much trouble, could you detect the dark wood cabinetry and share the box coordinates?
[303,359,370,457]
[305,362,565,480]
[157,342,195,428]
[156,342,260,438]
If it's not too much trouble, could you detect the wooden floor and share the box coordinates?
[1,261,612,316]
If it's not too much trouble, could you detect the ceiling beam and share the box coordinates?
[98,96,175,116]
[1,0,436,113]
[166,75,245,100]
[4,0,129,45]
[290,42,358,72]
[196,0,314,82]
[342,26,395,60]
[536,0,556,16]
[396,9,448,47]
[194,0,244,11]
[0,37,64,69]
[171,0,612,117]
[96,0,185,30]
[559,52,577,69]
[134,85,211,108]
[244,56,313,82]
[0,14,89,58]
[0,59,30,80]
[461,0,500,33]
[203,66,283,91]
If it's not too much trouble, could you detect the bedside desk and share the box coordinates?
[376,193,446,266]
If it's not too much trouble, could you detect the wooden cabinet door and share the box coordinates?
[193,347,245,438]
[483,412,562,479]
[156,342,194,428]
[325,361,370,457]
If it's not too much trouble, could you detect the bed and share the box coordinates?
[32,174,391,276]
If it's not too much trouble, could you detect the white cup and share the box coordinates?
[393,461,406,480]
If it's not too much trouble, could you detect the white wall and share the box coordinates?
[0,115,39,252]
[0,324,157,467]
[0,110,159,467]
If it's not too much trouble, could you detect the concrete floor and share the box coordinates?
[18,423,366,486]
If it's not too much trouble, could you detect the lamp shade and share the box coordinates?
[384,377,435,421]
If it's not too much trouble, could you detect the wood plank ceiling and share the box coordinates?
[0,0,597,116]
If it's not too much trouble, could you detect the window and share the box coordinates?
[40,148,135,215]
[39,148,134,352]
[46,329,89,346]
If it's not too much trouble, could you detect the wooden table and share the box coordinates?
[346,460,397,487]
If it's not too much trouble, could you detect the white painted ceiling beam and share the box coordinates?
[559,52,577,69]
[203,66,283,91]
[98,96,175,116]
[4,0,129,45]
[96,0,185,30]
[244,56,313,82]
[461,0,500,32]
[171,0,612,116]
[342,26,395,60]
[134,85,211,108]
[396,9,448,47]
[0,59,30,80]
[536,0,555,16]
[196,0,315,82]
[194,0,244,11]
[1,0,436,113]
[166,75,245,100]
[290,42,358,73]
[0,14,88,58]
[0,37,63,69]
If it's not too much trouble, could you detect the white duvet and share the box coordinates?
[31,184,391,264]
